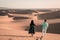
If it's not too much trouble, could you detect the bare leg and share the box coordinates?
[42,29,46,40]
[40,30,44,40]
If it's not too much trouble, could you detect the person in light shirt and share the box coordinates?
[40,19,49,40]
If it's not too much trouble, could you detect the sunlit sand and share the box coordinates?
[0,12,60,40]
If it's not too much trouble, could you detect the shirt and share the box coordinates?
[42,22,49,30]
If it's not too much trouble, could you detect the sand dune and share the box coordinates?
[0,11,60,40]
[38,11,60,20]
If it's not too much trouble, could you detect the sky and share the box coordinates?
[0,0,60,9]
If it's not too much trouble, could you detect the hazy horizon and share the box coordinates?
[0,0,60,9]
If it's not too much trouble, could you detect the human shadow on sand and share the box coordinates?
[25,23,60,34]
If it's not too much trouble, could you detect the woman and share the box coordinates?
[29,20,35,37]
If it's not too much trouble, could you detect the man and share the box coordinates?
[40,19,49,40]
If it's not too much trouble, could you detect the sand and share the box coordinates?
[0,11,60,40]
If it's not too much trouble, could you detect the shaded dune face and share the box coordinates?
[13,17,30,20]
[38,11,60,20]
[47,23,60,34]
[36,23,60,34]
[24,23,60,34]
[25,11,60,34]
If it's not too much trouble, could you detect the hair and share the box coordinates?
[30,20,34,25]
[44,19,47,22]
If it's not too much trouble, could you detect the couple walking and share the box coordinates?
[28,19,49,40]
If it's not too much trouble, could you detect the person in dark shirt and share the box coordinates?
[29,20,35,37]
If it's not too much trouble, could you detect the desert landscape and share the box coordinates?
[0,8,60,40]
